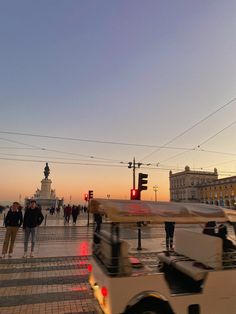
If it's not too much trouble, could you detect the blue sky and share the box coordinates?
[0,1,235,203]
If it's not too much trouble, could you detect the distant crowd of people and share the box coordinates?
[62,204,87,225]
[47,204,87,218]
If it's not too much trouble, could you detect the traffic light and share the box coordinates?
[84,193,88,201]
[88,190,93,200]
[130,189,140,200]
[138,173,148,191]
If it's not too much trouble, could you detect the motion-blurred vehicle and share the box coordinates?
[88,199,236,314]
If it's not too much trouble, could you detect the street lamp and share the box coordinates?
[153,185,158,202]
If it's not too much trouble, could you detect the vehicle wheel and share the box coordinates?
[126,301,164,314]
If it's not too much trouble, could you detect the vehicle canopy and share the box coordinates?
[89,199,236,224]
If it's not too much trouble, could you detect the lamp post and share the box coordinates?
[153,185,158,202]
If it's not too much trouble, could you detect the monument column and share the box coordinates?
[40,178,52,199]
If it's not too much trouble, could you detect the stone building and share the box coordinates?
[169,166,218,202]
[169,166,236,209]
[199,176,236,208]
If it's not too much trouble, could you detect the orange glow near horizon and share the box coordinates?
[0,160,170,204]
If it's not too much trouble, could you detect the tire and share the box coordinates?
[126,301,163,314]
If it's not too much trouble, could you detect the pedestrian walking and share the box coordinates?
[94,213,102,233]
[1,202,23,258]
[22,200,44,258]
[164,221,175,251]
[72,205,80,225]
[64,205,72,224]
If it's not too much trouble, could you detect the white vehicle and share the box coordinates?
[88,199,236,314]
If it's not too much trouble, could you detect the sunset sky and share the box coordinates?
[0,1,235,205]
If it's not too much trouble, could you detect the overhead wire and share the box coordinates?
[139,97,236,162]
[158,120,236,164]
[0,147,39,150]
[0,157,126,167]
[203,159,236,168]
[0,152,124,163]
[197,120,236,147]
[198,149,236,157]
[0,130,200,150]
[1,157,235,175]
[0,98,236,171]
[0,137,129,163]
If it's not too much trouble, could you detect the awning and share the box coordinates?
[88,199,236,224]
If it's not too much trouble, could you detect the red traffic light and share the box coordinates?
[130,189,140,200]
[84,193,88,201]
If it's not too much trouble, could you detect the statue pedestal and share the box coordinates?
[40,179,52,199]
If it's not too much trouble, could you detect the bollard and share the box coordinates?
[87,211,90,227]
[137,222,142,250]
[44,214,47,226]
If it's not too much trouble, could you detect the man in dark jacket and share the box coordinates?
[23,200,44,258]
[72,205,80,225]
[1,202,23,258]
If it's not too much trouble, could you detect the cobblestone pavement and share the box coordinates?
[0,213,100,313]
[0,256,100,314]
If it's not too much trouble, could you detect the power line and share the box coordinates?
[158,120,236,164]
[204,159,236,168]
[0,157,126,167]
[0,137,43,150]
[199,149,236,157]
[0,130,201,150]
[197,120,236,147]
[0,147,39,150]
[0,137,128,163]
[1,157,236,176]
[1,138,236,169]
[2,151,235,173]
[139,97,236,162]
[0,152,125,164]
[1,119,236,167]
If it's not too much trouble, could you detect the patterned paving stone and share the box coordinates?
[0,255,99,313]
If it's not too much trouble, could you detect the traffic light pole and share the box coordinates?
[87,190,94,227]
[87,203,90,227]
[132,157,136,189]
[128,157,142,190]
[129,157,142,250]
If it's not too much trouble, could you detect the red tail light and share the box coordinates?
[101,286,108,297]
[87,264,92,272]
